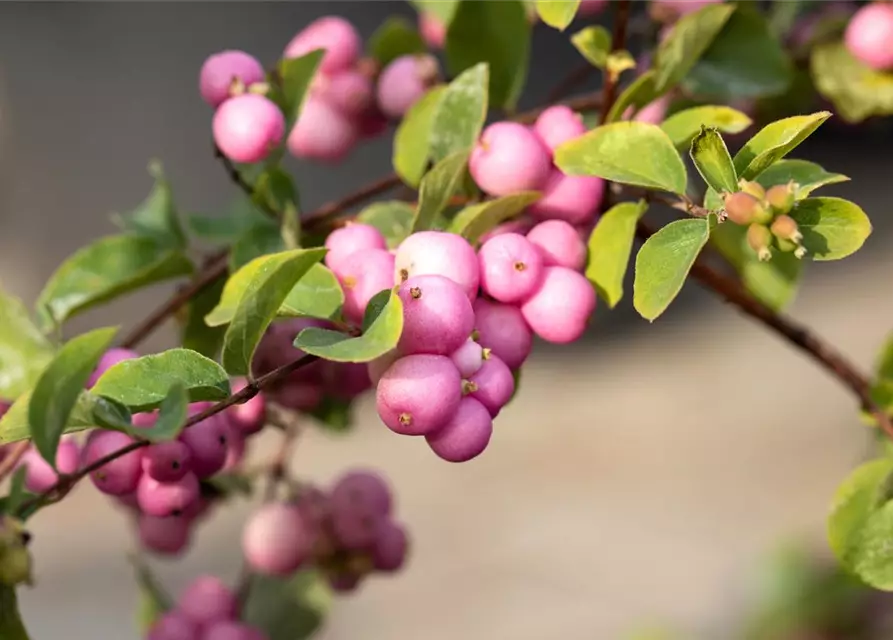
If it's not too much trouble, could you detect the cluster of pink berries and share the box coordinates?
[845,2,893,71]
[147,575,265,640]
[208,15,439,165]
[242,470,408,593]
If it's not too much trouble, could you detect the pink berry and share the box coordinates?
[139,514,192,556]
[284,16,361,75]
[331,470,392,517]
[394,231,480,301]
[357,106,389,139]
[375,354,462,435]
[528,170,605,225]
[419,12,446,48]
[425,397,493,463]
[242,503,313,576]
[845,3,893,70]
[372,521,409,572]
[521,266,596,344]
[223,425,246,471]
[397,275,474,356]
[533,105,586,153]
[226,379,266,436]
[178,575,238,626]
[295,486,330,530]
[367,350,399,386]
[287,96,358,163]
[88,347,138,388]
[631,96,670,125]
[468,354,515,417]
[375,54,439,119]
[331,503,386,550]
[213,94,285,164]
[526,220,588,271]
[478,219,534,245]
[338,248,396,325]
[478,233,545,304]
[577,0,610,16]
[469,122,551,196]
[450,339,484,378]
[81,430,143,495]
[148,612,201,640]
[199,50,265,108]
[179,406,229,478]
[324,222,388,275]
[472,299,533,370]
[20,438,80,494]
[137,472,201,518]
[201,621,267,640]
[142,440,192,483]
[315,69,374,117]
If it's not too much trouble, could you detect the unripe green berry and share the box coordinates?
[766,183,796,215]
[747,224,773,262]
[0,517,32,586]
[776,237,798,253]
[738,179,766,200]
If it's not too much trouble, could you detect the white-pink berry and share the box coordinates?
[533,105,586,152]
[338,248,396,325]
[324,222,387,275]
[469,122,551,196]
[375,54,439,119]
[478,233,545,303]
[528,169,605,225]
[394,231,480,301]
[213,94,285,164]
[287,96,358,163]
[521,266,596,344]
[526,219,588,271]
[397,275,475,356]
[199,50,265,108]
[315,69,374,117]
[284,16,361,75]
[242,503,313,576]
[845,3,893,70]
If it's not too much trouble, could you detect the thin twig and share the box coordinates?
[214,145,277,218]
[635,220,893,439]
[0,441,30,483]
[301,173,404,228]
[598,0,632,125]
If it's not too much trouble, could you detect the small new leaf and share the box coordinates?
[788,197,872,261]
[690,127,738,194]
[660,105,752,149]
[571,26,611,68]
[536,0,581,31]
[114,162,186,248]
[586,200,648,307]
[0,288,54,400]
[29,327,118,466]
[412,150,470,233]
[276,50,324,129]
[393,86,447,187]
[429,64,488,163]
[733,111,831,180]
[448,192,541,244]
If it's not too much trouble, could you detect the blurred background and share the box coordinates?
[1,2,893,638]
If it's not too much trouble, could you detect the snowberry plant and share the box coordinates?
[0,0,891,638]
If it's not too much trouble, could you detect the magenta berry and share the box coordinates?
[179,407,229,478]
[425,396,493,463]
[338,248,396,325]
[88,347,138,388]
[375,54,439,119]
[201,621,267,640]
[533,105,586,152]
[478,233,545,304]
[142,440,192,483]
[82,430,143,495]
[287,96,358,163]
[528,170,605,225]
[199,50,265,108]
[316,69,374,117]
[331,503,386,550]
[521,266,596,344]
[271,380,324,412]
[178,575,238,626]
[375,354,462,435]
[148,611,201,640]
[845,3,893,70]
[330,470,392,517]
[137,472,200,518]
[21,438,79,494]
[139,514,192,556]
[468,354,515,417]
[472,299,533,370]
[450,339,484,378]
[324,222,387,275]
[469,122,551,197]
[577,0,610,16]
[372,521,409,572]
[225,378,266,436]
[242,503,313,576]
[419,11,446,48]
[397,275,475,356]
[394,231,480,301]
[283,16,361,75]
[526,219,588,271]
[213,94,285,164]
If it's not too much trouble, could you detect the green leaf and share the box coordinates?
[90,396,133,432]
[181,276,227,359]
[393,87,447,188]
[788,197,872,262]
[536,0,581,31]
[91,348,230,413]
[29,327,118,466]
[811,41,893,123]
[357,201,416,248]
[276,50,324,129]
[605,70,662,123]
[653,3,735,93]
[429,64,488,163]
[131,555,173,635]
[606,51,637,80]
[114,161,186,248]
[203,473,254,498]
[278,264,344,321]
[684,6,793,100]
[732,111,831,180]
[753,159,849,200]
[411,0,460,24]
[585,200,648,307]
[0,586,32,640]
[37,235,193,329]
[136,383,188,442]
[412,150,470,233]
[242,571,330,640]
[4,468,28,517]
[307,396,354,433]
[710,222,803,311]
[229,218,286,272]
[445,1,530,110]
[368,16,427,66]
[660,105,753,149]
[689,127,738,194]
[0,391,98,445]
[555,122,688,194]
[448,191,541,244]
[253,168,300,248]
[633,217,710,321]
[219,249,327,376]
[0,288,54,401]
[294,289,403,363]
[876,334,893,382]
[828,458,893,590]
[571,25,611,67]
[186,198,268,245]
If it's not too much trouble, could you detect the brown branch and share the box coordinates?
[598,0,631,125]
[214,145,277,218]
[0,441,30,483]
[301,173,403,228]
[634,220,893,439]
[16,354,320,517]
